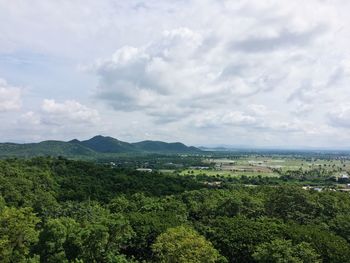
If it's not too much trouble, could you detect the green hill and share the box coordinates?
[75,135,139,153]
[0,136,201,159]
[133,140,199,153]
[0,141,96,159]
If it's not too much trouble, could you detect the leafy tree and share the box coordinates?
[329,214,350,242]
[198,216,286,262]
[39,206,134,263]
[265,186,318,224]
[0,159,58,210]
[0,206,40,263]
[180,189,265,220]
[253,239,321,263]
[286,224,350,262]
[38,217,81,263]
[152,225,221,263]
[180,189,231,220]
[0,196,5,211]
[108,195,132,214]
[125,210,187,260]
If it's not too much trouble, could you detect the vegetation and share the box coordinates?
[0,136,201,159]
[152,226,220,263]
[1,156,350,262]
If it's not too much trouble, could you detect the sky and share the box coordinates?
[1,0,350,148]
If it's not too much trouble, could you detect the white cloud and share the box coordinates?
[0,78,22,112]
[91,18,328,125]
[2,0,350,147]
[246,104,269,116]
[79,0,350,147]
[92,25,297,122]
[194,110,258,128]
[41,99,100,125]
[0,100,103,143]
[329,105,350,128]
[18,111,41,125]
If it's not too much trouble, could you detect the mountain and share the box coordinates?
[0,141,96,158]
[0,136,201,158]
[133,140,199,153]
[73,135,138,153]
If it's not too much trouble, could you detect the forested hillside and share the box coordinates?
[0,136,201,159]
[1,157,350,262]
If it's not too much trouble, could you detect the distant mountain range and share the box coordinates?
[0,135,201,159]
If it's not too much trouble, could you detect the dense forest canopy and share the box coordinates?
[1,157,350,262]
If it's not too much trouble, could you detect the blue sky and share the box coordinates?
[1,0,350,148]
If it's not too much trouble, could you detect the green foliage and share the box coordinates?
[329,214,350,242]
[198,216,286,262]
[78,135,139,153]
[38,217,81,262]
[38,210,134,263]
[0,196,5,211]
[0,135,201,159]
[50,158,202,202]
[133,140,199,153]
[265,186,319,224]
[0,159,60,220]
[119,194,188,260]
[0,206,40,263]
[0,141,97,159]
[0,157,350,262]
[152,225,220,263]
[253,239,321,263]
[180,188,264,220]
[286,223,350,262]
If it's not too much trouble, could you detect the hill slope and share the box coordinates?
[75,135,139,153]
[0,136,201,158]
[0,141,96,158]
[133,140,199,153]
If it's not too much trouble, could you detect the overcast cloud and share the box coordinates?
[1,0,350,148]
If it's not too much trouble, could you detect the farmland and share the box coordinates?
[159,153,350,180]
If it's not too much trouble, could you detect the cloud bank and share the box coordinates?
[1,0,350,147]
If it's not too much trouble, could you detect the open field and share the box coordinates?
[157,154,350,179]
[179,169,279,178]
[206,156,350,173]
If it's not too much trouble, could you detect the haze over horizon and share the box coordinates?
[1,1,350,148]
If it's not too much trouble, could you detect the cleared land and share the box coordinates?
[161,156,350,178]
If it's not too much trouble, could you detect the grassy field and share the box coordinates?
[179,169,279,178]
[157,156,350,179]
[206,157,350,172]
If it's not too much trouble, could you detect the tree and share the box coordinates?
[38,217,82,263]
[38,211,134,263]
[126,211,186,260]
[80,212,134,263]
[152,225,221,263]
[265,186,318,224]
[0,207,40,263]
[198,216,285,262]
[253,239,321,263]
[329,214,350,242]
[0,196,5,211]
[286,223,350,262]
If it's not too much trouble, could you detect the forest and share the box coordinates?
[1,157,350,262]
